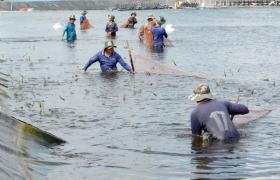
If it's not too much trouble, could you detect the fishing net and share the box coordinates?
[133,54,205,79]
[233,109,272,128]
[138,24,154,48]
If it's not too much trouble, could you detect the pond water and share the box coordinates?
[0,8,280,179]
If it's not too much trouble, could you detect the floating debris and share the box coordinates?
[251,89,255,96]
[25,102,34,109]
[39,100,45,115]
[84,89,90,95]
[144,145,152,152]
[262,78,269,82]
[43,78,48,87]
[59,96,65,101]
[172,60,177,66]
[145,72,151,76]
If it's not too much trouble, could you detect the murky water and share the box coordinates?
[1,8,280,179]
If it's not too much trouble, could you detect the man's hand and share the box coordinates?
[80,69,87,74]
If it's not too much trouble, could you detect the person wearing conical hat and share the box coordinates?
[105,15,118,38]
[62,15,77,43]
[122,12,137,29]
[81,41,133,73]
[189,84,249,141]
[80,10,92,30]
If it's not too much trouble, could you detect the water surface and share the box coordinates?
[0,8,280,179]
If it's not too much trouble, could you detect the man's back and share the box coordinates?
[191,99,249,141]
[151,26,167,46]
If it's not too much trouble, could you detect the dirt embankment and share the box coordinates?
[0,0,173,11]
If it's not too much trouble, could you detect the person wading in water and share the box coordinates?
[138,14,156,48]
[81,41,133,74]
[80,10,92,30]
[105,15,118,38]
[62,15,77,43]
[188,84,249,142]
[151,17,168,53]
[122,12,137,29]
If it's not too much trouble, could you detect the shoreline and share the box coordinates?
[0,0,172,11]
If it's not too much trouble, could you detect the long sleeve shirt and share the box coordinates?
[83,50,132,72]
[105,22,118,33]
[62,23,77,42]
[151,26,168,46]
[80,15,86,24]
[127,17,137,28]
[190,99,249,141]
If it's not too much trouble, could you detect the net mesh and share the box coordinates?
[233,109,272,128]
[133,54,206,79]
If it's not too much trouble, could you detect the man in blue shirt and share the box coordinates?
[81,41,133,73]
[151,17,168,52]
[189,84,249,141]
[62,15,77,43]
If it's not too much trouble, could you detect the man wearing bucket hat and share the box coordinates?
[62,15,77,43]
[81,41,133,73]
[106,15,118,38]
[189,84,249,141]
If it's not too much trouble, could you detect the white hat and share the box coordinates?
[188,84,214,102]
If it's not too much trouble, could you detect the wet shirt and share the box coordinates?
[105,22,118,33]
[151,26,168,46]
[127,17,137,28]
[62,22,77,42]
[80,15,86,24]
[83,50,131,72]
[190,99,249,141]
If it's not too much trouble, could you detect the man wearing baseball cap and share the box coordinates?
[189,84,249,141]
[81,41,133,73]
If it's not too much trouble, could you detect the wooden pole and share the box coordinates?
[125,40,135,72]
[231,95,240,120]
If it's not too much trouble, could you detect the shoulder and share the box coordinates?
[95,51,103,56]
[113,51,121,58]
[191,108,199,118]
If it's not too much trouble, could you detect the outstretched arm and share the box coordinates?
[83,53,99,72]
[226,101,249,116]
[116,53,132,73]
[62,25,68,39]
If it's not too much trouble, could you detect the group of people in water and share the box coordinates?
[62,11,169,52]
[62,10,250,143]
